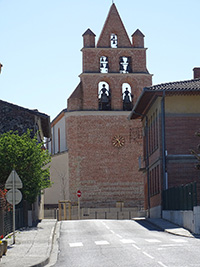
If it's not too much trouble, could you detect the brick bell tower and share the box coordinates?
[66,4,152,209]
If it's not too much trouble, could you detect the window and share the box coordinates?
[100,56,108,73]
[111,34,117,48]
[122,83,133,111]
[119,57,132,73]
[98,82,111,110]
[150,165,160,196]
[148,109,159,154]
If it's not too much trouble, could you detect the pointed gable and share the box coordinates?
[97,3,131,48]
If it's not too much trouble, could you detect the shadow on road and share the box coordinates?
[134,218,163,232]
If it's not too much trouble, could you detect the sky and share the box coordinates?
[0,0,200,120]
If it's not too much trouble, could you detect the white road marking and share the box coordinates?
[158,261,168,267]
[142,251,154,259]
[105,225,110,230]
[120,239,135,244]
[95,240,110,245]
[110,230,115,234]
[170,239,188,243]
[145,239,161,243]
[160,244,183,247]
[116,234,122,238]
[69,242,83,247]
[132,244,141,250]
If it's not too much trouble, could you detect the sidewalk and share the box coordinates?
[1,219,57,267]
[146,218,195,238]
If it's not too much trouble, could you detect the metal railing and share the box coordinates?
[0,185,25,236]
[163,182,197,211]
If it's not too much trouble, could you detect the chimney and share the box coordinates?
[193,67,200,79]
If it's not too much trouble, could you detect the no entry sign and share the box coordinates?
[77,190,82,198]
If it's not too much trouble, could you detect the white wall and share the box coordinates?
[44,152,69,205]
[162,207,200,234]
[50,115,66,154]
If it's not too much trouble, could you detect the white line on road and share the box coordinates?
[145,239,161,243]
[110,230,115,234]
[170,239,188,243]
[69,242,83,247]
[121,239,136,244]
[105,225,110,230]
[116,234,122,238]
[160,244,183,247]
[142,251,154,259]
[95,240,110,245]
[132,244,141,250]
[158,261,168,267]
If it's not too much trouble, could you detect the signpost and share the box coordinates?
[5,170,23,244]
[77,190,81,220]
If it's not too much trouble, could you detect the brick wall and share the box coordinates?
[66,112,144,208]
[165,115,200,154]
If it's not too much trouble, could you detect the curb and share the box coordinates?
[146,218,194,238]
[31,220,58,267]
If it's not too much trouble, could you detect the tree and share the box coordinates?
[0,130,51,204]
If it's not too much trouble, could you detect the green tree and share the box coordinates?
[0,130,51,204]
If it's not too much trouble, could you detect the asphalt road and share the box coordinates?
[53,219,200,267]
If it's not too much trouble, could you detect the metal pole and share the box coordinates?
[64,203,67,220]
[12,170,15,244]
[78,198,80,220]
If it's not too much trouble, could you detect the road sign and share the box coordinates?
[6,189,22,205]
[77,190,82,198]
[5,170,23,244]
[5,170,23,189]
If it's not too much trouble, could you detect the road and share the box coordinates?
[53,219,200,267]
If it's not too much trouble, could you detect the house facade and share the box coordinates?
[0,99,51,231]
[0,99,50,142]
[46,3,152,212]
[129,68,200,219]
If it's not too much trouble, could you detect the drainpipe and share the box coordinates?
[161,92,167,218]
[144,115,150,218]
[161,92,166,190]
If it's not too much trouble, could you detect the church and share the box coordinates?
[45,3,152,213]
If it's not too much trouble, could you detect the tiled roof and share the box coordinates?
[144,78,200,92]
[82,28,96,36]
[129,78,200,120]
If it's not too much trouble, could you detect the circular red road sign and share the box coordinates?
[77,190,81,198]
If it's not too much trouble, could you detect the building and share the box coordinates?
[0,99,50,141]
[46,4,152,213]
[129,68,200,220]
[0,99,51,231]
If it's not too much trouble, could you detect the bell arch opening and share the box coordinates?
[110,34,118,48]
[122,83,133,111]
[98,82,111,110]
[100,56,108,73]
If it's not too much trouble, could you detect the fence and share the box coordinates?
[163,182,197,211]
[0,185,25,236]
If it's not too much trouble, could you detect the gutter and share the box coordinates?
[161,91,167,190]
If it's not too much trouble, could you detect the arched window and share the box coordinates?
[98,82,111,110]
[122,83,133,111]
[119,57,132,73]
[111,34,117,48]
[100,56,108,73]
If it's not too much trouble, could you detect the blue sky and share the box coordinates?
[0,0,200,120]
